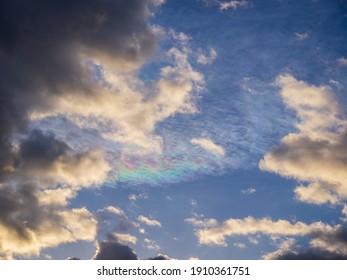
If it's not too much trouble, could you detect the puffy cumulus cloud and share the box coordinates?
[190,138,225,156]
[31,30,204,155]
[0,0,168,258]
[0,0,160,164]
[11,130,110,188]
[220,0,249,10]
[0,183,97,258]
[187,215,333,246]
[262,238,297,260]
[264,230,347,260]
[138,215,162,227]
[0,130,107,258]
[188,214,347,259]
[259,75,347,205]
[112,233,138,245]
[106,206,126,217]
[197,48,218,65]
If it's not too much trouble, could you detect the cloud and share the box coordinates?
[0,0,179,258]
[112,233,138,245]
[138,215,162,227]
[0,183,97,258]
[343,205,347,217]
[31,31,204,155]
[264,235,347,260]
[144,238,161,250]
[191,138,225,156]
[148,254,173,260]
[220,0,249,10]
[197,48,218,65]
[270,249,347,260]
[12,130,110,188]
[294,32,309,41]
[233,243,246,249]
[0,130,107,258]
[188,213,347,259]
[106,206,126,217]
[259,75,347,205]
[337,57,347,66]
[241,188,256,195]
[187,215,334,246]
[93,238,139,260]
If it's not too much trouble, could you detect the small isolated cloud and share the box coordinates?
[112,233,138,245]
[248,236,259,244]
[191,138,225,156]
[138,215,162,227]
[144,238,160,250]
[241,188,256,195]
[197,48,218,65]
[234,243,246,249]
[337,57,347,66]
[106,206,126,217]
[260,74,347,205]
[294,32,309,41]
[220,0,249,10]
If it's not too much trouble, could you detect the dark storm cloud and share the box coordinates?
[274,249,347,260]
[0,0,159,174]
[93,237,139,260]
[0,0,158,257]
[17,129,70,167]
[148,254,172,260]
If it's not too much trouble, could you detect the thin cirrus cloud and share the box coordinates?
[259,74,347,205]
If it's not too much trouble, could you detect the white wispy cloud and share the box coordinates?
[144,238,160,250]
[191,138,225,156]
[234,242,246,249]
[138,215,162,227]
[220,0,249,10]
[241,188,256,195]
[294,32,309,41]
[197,48,218,65]
[337,57,347,66]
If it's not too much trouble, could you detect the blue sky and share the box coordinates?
[1,0,347,260]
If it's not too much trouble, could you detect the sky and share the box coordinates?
[0,0,347,260]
